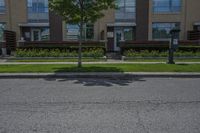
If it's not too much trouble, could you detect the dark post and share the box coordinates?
[167,29,181,64]
[0,30,6,56]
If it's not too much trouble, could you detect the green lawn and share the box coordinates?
[0,64,200,73]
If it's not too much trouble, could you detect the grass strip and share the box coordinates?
[0,64,200,73]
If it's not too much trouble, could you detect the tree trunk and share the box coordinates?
[78,21,83,68]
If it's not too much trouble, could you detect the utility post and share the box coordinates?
[0,30,6,57]
[167,29,181,64]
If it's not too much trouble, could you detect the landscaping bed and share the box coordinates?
[16,48,105,58]
[120,40,200,53]
[123,50,200,57]
[122,49,200,62]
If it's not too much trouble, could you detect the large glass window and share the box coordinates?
[28,0,48,13]
[0,23,5,41]
[0,0,5,13]
[27,0,49,22]
[65,24,94,40]
[86,24,94,40]
[30,27,49,41]
[153,0,181,13]
[41,28,49,41]
[66,24,80,40]
[115,0,136,22]
[152,22,180,39]
[194,25,200,31]
[124,27,134,40]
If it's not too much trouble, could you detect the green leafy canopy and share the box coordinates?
[49,0,117,24]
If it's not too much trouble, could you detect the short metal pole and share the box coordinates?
[167,37,175,64]
[168,48,175,64]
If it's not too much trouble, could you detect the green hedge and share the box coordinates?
[16,48,105,58]
[124,49,200,57]
[121,46,200,54]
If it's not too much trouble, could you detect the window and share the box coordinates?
[65,24,94,40]
[66,24,80,40]
[41,28,49,40]
[30,28,49,41]
[86,24,94,40]
[115,0,136,22]
[193,25,200,31]
[152,23,180,39]
[153,0,181,13]
[0,0,5,13]
[197,26,200,31]
[0,23,5,41]
[28,0,48,13]
[124,28,134,40]
[27,0,49,22]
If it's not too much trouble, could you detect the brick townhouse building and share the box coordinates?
[0,0,200,51]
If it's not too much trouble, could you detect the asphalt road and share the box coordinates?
[0,77,200,133]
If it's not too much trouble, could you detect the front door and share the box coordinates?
[31,29,41,41]
[114,28,124,51]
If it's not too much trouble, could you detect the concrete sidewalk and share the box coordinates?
[0,61,200,65]
[0,72,200,78]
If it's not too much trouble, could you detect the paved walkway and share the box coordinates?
[1,58,200,64]
[0,61,200,65]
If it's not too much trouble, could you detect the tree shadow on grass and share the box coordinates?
[44,66,146,87]
[53,66,124,73]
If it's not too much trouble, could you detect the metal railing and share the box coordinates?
[28,12,49,22]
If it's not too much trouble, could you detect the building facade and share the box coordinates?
[50,0,200,51]
[1,0,200,51]
[0,0,49,42]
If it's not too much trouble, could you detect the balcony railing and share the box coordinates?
[115,12,136,22]
[28,12,49,22]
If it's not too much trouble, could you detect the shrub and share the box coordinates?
[16,48,104,58]
[82,48,104,58]
[123,49,200,57]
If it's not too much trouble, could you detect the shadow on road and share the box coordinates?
[44,77,146,87]
[43,66,146,87]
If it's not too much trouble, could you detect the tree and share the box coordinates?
[49,0,116,67]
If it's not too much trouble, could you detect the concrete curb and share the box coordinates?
[0,72,200,78]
